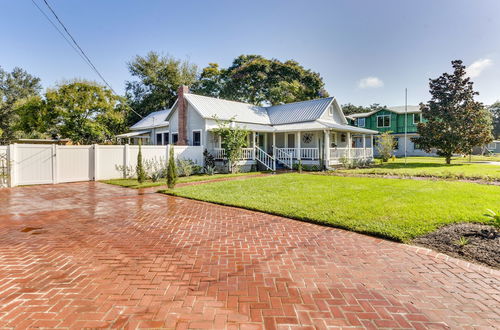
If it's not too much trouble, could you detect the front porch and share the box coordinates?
[209,130,374,171]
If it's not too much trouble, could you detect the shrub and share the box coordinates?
[203,149,216,175]
[177,159,200,177]
[136,142,146,183]
[377,132,395,162]
[115,164,135,179]
[167,147,177,188]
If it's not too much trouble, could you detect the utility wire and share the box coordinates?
[30,0,92,69]
[30,0,143,118]
[41,0,116,94]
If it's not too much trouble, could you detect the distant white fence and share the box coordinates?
[2,144,204,187]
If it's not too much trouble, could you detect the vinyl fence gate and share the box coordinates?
[3,144,204,187]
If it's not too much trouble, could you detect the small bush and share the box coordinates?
[177,159,200,177]
[167,147,177,189]
[136,142,146,183]
[485,209,500,228]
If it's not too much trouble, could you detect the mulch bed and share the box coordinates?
[413,223,500,269]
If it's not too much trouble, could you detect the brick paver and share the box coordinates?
[0,182,498,329]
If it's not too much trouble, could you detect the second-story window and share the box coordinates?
[413,113,422,124]
[357,118,365,127]
[377,115,390,128]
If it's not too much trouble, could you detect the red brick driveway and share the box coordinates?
[0,182,498,329]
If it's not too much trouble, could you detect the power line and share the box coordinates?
[41,0,116,94]
[30,0,92,68]
[30,0,143,118]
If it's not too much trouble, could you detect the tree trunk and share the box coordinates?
[445,156,451,164]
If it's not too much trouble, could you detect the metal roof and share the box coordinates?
[387,105,421,113]
[116,130,151,138]
[266,97,334,125]
[185,94,270,124]
[130,109,170,130]
[185,93,335,125]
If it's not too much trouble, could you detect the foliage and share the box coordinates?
[0,66,42,144]
[413,60,493,164]
[341,103,385,116]
[21,81,127,144]
[115,164,136,179]
[203,149,216,175]
[176,158,202,177]
[125,52,198,124]
[297,160,303,173]
[484,209,500,228]
[212,117,249,173]
[136,142,146,183]
[336,156,500,181]
[376,132,395,162]
[164,173,500,242]
[454,236,470,247]
[167,146,177,188]
[339,157,373,169]
[193,55,328,105]
[490,102,500,139]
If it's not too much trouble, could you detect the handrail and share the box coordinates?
[275,148,293,169]
[255,146,275,171]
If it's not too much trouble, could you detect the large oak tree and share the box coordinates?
[193,55,328,105]
[413,60,493,164]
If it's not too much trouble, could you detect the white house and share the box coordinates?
[118,86,378,170]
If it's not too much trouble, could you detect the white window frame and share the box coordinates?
[357,118,366,127]
[171,132,179,145]
[163,132,170,145]
[328,105,333,116]
[377,115,391,128]
[155,133,163,145]
[192,129,202,146]
[413,113,422,124]
[329,132,337,148]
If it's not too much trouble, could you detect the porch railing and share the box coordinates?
[300,148,319,160]
[329,148,373,159]
[275,148,293,169]
[213,148,254,160]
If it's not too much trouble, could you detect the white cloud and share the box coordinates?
[466,58,492,78]
[358,76,384,89]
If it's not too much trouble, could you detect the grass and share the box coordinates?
[161,173,500,242]
[336,156,500,181]
[102,172,264,189]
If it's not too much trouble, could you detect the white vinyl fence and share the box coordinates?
[2,144,204,187]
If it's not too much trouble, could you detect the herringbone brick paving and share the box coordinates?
[0,182,498,329]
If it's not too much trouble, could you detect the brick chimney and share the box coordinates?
[177,85,189,145]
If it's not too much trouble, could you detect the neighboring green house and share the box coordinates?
[347,106,434,156]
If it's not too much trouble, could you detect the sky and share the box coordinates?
[1,0,499,107]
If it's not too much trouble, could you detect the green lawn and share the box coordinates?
[337,156,500,181]
[162,173,500,242]
[102,172,264,189]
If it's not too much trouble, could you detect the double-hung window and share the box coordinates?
[357,118,365,127]
[377,115,390,128]
[192,130,201,146]
[172,133,179,144]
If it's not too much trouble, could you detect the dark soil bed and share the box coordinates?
[413,223,500,269]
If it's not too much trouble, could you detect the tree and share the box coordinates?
[166,146,177,188]
[212,117,249,173]
[376,132,395,162]
[413,60,493,164]
[42,81,127,144]
[341,103,386,116]
[490,102,500,139]
[136,141,146,183]
[125,52,198,124]
[0,66,42,144]
[193,55,328,105]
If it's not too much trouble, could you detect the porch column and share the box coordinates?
[252,132,256,160]
[347,132,352,159]
[324,130,330,166]
[297,131,301,160]
[371,134,374,158]
[362,134,366,158]
[272,132,276,156]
